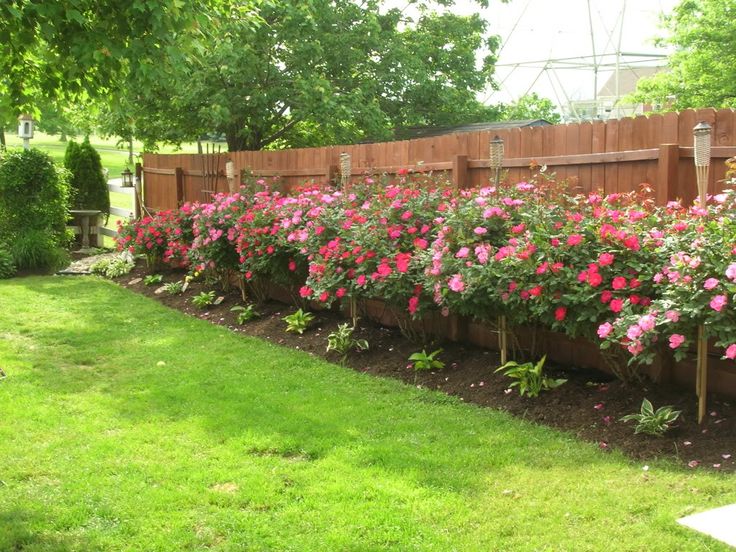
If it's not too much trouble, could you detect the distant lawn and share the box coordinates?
[0,277,733,551]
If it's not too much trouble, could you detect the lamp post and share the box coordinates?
[489,134,507,364]
[693,121,712,424]
[17,114,34,150]
[339,152,351,189]
[490,135,504,187]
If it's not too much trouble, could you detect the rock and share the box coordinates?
[154,285,167,295]
[128,277,143,285]
[213,296,225,305]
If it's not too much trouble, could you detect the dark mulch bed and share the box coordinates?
[114,264,736,472]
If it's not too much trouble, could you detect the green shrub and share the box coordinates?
[0,148,71,270]
[90,255,135,278]
[10,230,70,272]
[409,349,445,371]
[64,138,110,218]
[0,248,17,279]
[495,355,567,398]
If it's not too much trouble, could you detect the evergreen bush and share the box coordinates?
[0,248,17,279]
[64,138,110,218]
[0,148,71,270]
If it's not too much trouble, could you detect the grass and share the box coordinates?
[0,276,734,551]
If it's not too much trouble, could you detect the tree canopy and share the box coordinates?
[633,0,736,110]
[112,0,502,151]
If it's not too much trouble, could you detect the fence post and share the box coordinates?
[656,144,679,205]
[133,162,143,218]
[325,164,337,186]
[175,167,185,207]
[452,154,469,189]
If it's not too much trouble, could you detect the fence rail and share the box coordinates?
[141,108,736,211]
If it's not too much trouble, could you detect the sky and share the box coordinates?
[389,0,681,108]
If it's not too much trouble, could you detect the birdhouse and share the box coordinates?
[18,114,34,139]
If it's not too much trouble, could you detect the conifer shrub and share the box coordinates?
[64,138,110,218]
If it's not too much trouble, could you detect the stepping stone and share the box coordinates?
[182,282,190,292]
[678,503,736,547]
[128,277,142,285]
[213,296,225,305]
[154,285,167,295]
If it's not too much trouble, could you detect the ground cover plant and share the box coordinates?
[1,276,735,550]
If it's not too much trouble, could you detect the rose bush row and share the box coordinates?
[118,172,736,377]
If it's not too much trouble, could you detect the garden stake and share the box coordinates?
[693,121,711,424]
[498,315,508,366]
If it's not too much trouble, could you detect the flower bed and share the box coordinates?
[119,170,736,387]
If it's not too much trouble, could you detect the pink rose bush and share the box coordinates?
[119,170,736,378]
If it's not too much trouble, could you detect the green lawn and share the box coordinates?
[0,277,734,551]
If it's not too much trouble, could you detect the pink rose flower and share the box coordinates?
[725,344,736,359]
[611,276,627,290]
[597,322,613,339]
[567,234,583,246]
[704,278,719,290]
[665,310,680,323]
[726,263,736,281]
[669,334,685,349]
[474,226,488,235]
[710,294,728,312]
[455,247,470,259]
[554,306,567,321]
[598,252,615,266]
[638,314,656,332]
[448,274,465,293]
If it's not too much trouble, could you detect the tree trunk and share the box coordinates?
[128,138,134,164]
[226,131,250,152]
[0,129,5,150]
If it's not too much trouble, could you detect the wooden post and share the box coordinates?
[452,154,469,189]
[656,144,679,205]
[498,315,508,365]
[133,162,143,219]
[175,167,185,207]
[325,165,337,186]
[697,325,708,423]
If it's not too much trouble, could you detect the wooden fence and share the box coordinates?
[142,108,736,211]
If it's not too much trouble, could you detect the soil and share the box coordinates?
[113,264,736,473]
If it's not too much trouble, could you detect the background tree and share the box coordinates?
[498,93,561,124]
[632,0,736,109]
[64,138,110,219]
[116,0,502,151]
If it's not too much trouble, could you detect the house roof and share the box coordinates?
[597,66,663,98]
[394,119,552,140]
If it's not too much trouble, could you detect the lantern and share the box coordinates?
[693,121,712,209]
[339,152,351,188]
[121,167,134,188]
[489,135,504,186]
[17,114,34,149]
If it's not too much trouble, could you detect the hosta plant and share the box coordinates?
[409,348,445,371]
[90,255,135,278]
[144,274,163,286]
[231,304,260,324]
[326,323,368,363]
[620,398,681,436]
[495,355,566,397]
[163,281,184,295]
[192,290,216,309]
[283,309,315,334]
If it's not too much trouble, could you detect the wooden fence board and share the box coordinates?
[142,110,736,212]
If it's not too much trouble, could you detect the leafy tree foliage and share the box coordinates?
[117,1,502,151]
[633,0,736,109]
[498,93,561,124]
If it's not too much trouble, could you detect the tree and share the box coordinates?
[116,0,501,151]
[64,138,110,218]
[632,0,736,109]
[498,93,561,124]
[0,1,237,133]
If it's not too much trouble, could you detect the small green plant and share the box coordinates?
[409,349,445,371]
[495,355,566,397]
[620,398,681,436]
[0,248,17,279]
[144,274,164,286]
[283,308,315,334]
[90,255,135,278]
[192,290,216,309]
[163,281,184,295]
[326,323,369,363]
[231,304,260,324]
